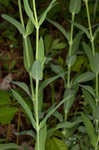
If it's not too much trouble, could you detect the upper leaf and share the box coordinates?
[11,89,36,129]
[2,14,25,35]
[47,18,70,42]
[39,0,56,26]
[23,0,36,27]
[69,0,81,14]
[25,19,34,37]
[73,72,95,84]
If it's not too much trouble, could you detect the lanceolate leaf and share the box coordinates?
[39,0,56,26]
[40,94,73,128]
[39,73,65,92]
[73,72,95,84]
[38,37,46,66]
[71,31,83,55]
[48,120,80,138]
[23,37,34,72]
[73,22,90,39]
[82,89,95,113]
[82,113,97,147]
[23,0,36,27]
[11,89,36,129]
[82,42,92,60]
[2,14,25,35]
[94,27,99,39]
[90,53,99,73]
[25,19,34,36]
[12,81,31,97]
[69,0,81,14]
[66,55,77,67]
[47,18,70,42]
[80,85,95,98]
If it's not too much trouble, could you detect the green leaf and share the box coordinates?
[80,85,95,98]
[94,27,99,39]
[39,0,56,26]
[0,90,11,105]
[93,105,99,121]
[82,89,96,113]
[11,89,36,129]
[40,94,73,128]
[73,72,95,84]
[38,73,65,113]
[30,60,43,80]
[35,124,47,150]
[51,39,66,50]
[48,120,80,138]
[39,73,65,92]
[23,37,34,72]
[44,34,52,52]
[73,22,90,39]
[23,0,36,27]
[82,113,97,147]
[71,31,83,55]
[0,106,18,125]
[2,14,25,35]
[38,37,46,66]
[0,143,20,150]
[25,19,34,36]
[53,111,63,122]
[15,130,35,138]
[46,137,68,150]
[66,55,77,67]
[64,88,77,115]
[47,18,70,41]
[82,42,92,60]
[69,0,81,14]
[90,53,99,73]
[12,81,31,97]
[50,64,65,78]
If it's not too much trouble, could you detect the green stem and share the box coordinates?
[35,80,40,150]
[85,1,95,56]
[33,0,38,23]
[18,0,24,28]
[67,13,75,88]
[30,75,35,103]
[36,28,39,60]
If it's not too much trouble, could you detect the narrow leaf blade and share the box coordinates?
[2,14,25,34]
